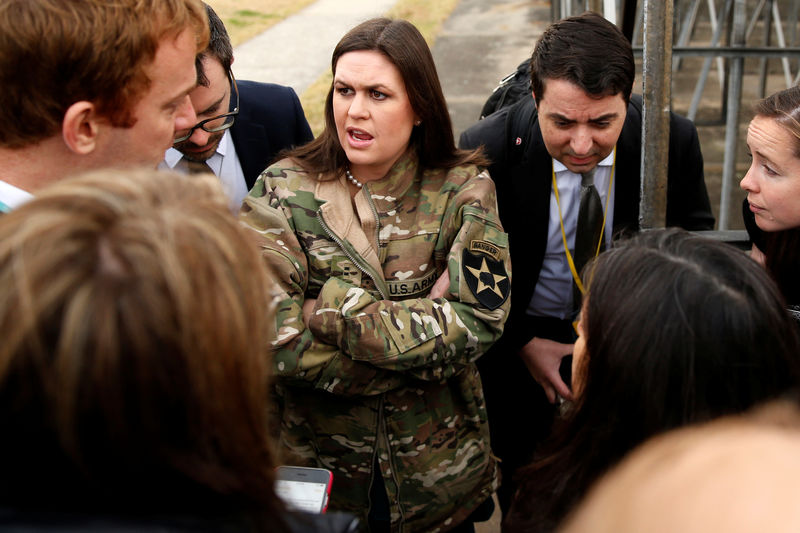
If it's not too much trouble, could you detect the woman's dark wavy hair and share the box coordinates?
[505,229,800,533]
[530,11,634,105]
[283,17,487,176]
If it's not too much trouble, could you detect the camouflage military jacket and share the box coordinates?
[241,153,511,532]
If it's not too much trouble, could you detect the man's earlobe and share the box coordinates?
[62,101,99,155]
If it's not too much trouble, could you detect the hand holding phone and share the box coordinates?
[275,466,333,514]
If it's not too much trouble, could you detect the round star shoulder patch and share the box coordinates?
[462,247,509,310]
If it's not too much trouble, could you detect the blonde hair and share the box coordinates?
[0,169,285,526]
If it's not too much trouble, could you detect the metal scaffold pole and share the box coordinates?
[640,0,674,229]
[719,0,747,229]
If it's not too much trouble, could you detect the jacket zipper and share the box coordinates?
[374,394,405,530]
[317,209,389,300]
[364,185,382,254]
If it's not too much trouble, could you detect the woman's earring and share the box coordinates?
[414,120,422,126]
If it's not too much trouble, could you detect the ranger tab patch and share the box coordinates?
[469,240,501,261]
[462,247,509,310]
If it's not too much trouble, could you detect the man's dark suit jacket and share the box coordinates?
[459,94,714,353]
[458,94,714,512]
[230,80,313,190]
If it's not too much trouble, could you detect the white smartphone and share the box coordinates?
[275,466,334,514]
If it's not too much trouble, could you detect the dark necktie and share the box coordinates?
[184,158,212,175]
[572,168,604,310]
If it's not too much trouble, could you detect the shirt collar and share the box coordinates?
[0,180,34,212]
[204,132,232,176]
[162,146,183,169]
[217,129,231,156]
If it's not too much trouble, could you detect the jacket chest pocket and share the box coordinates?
[306,241,384,297]
[381,228,442,296]
[330,255,362,286]
[305,241,346,295]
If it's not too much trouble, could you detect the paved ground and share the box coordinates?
[232,0,550,139]
[432,0,550,137]
[233,0,399,93]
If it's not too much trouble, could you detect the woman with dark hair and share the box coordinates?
[241,17,509,533]
[504,229,800,533]
[0,169,357,532]
[741,85,800,319]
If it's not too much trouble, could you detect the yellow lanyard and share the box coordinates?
[551,149,615,295]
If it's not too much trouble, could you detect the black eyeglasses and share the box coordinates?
[174,71,240,143]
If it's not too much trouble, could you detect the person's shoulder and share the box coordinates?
[440,163,490,184]
[236,80,302,117]
[459,109,508,149]
[459,97,537,167]
[237,80,298,99]
[459,98,534,144]
[622,94,697,137]
[668,108,699,138]
[235,81,311,146]
[431,165,496,205]
[248,158,314,203]
[263,157,307,180]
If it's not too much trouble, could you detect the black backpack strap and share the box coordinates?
[479,59,533,119]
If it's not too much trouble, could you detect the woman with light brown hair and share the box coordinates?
[740,85,800,319]
[0,169,354,532]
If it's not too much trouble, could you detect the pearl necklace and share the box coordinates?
[345,169,363,188]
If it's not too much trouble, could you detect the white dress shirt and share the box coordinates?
[159,130,248,213]
[528,151,616,319]
[0,179,33,213]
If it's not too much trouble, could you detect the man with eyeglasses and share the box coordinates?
[161,3,313,212]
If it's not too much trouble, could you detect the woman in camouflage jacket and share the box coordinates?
[241,18,511,532]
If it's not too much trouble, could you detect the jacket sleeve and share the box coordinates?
[240,170,407,396]
[307,169,511,383]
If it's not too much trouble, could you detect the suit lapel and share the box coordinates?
[230,118,271,191]
[514,121,552,254]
